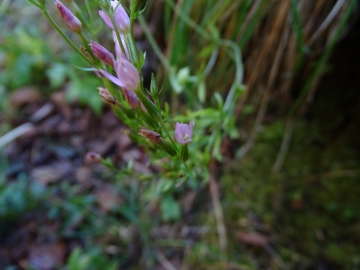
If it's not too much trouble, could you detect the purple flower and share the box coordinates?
[175,121,194,145]
[100,58,140,91]
[89,41,114,65]
[55,0,82,33]
[99,3,130,34]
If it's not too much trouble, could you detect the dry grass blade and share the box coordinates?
[156,252,178,270]
[209,173,227,258]
[308,0,346,46]
[235,0,290,117]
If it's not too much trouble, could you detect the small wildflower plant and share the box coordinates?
[28,0,243,185]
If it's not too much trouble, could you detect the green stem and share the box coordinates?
[220,39,243,114]
[165,0,208,39]
[110,14,127,58]
[72,1,94,38]
[138,15,171,71]
[79,32,97,61]
[289,0,357,117]
[41,9,94,67]
[84,0,93,29]
[128,17,140,67]
[159,118,177,150]
[28,0,42,8]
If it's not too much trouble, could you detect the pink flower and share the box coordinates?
[175,121,194,145]
[55,0,82,33]
[100,58,140,91]
[89,41,114,65]
[112,31,129,60]
[99,3,130,34]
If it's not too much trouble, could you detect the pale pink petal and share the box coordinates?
[114,39,124,60]
[180,123,187,136]
[112,33,130,60]
[99,10,114,30]
[99,69,125,88]
[175,131,183,145]
[189,121,194,137]
[113,4,130,33]
[175,122,181,133]
[116,58,140,91]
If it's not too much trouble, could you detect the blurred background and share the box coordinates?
[1,0,360,269]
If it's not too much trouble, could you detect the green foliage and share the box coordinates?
[0,175,46,219]
[160,195,181,221]
[221,120,360,268]
[65,247,118,270]
[0,1,104,114]
[0,27,51,89]
[1,0,357,269]
[66,75,103,115]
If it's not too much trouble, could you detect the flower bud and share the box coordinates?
[122,88,141,108]
[89,41,114,65]
[114,58,140,91]
[139,128,163,144]
[55,0,82,34]
[85,152,101,163]
[98,87,119,106]
[99,3,130,34]
[99,59,140,92]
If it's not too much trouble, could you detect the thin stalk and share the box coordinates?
[109,11,127,59]
[289,0,356,117]
[128,17,140,66]
[159,119,177,150]
[27,0,41,9]
[41,9,94,67]
[125,34,137,66]
[220,39,243,114]
[84,0,93,29]
[165,0,208,39]
[164,0,244,116]
[290,0,306,71]
[273,0,357,173]
[71,1,94,37]
[78,32,97,61]
[138,15,171,71]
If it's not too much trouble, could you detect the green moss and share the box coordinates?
[221,119,360,268]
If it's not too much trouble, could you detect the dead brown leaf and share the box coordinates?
[10,87,42,107]
[50,91,71,119]
[236,232,271,247]
[27,241,66,270]
[31,162,72,185]
[96,187,123,212]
